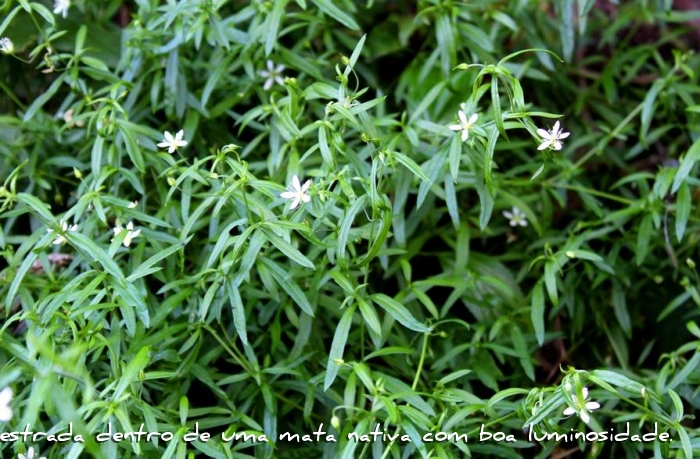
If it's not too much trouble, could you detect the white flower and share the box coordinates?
[503,207,527,227]
[448,110,478,142]
[0,387,12,421]
[18,446,46,459]
[537,120,570,151]
[112,221,141,247]
[157,130,188,153]
[0,37,14,54]
[259,60,285,91]
[562,387,600,424]
[128,201,138,209]
[280,175,312,210]
[47,219,78,245]
[53,0,70,18]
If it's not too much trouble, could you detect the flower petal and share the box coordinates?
[0,387,12,404]
[468,113,478,125]
[263,78,273,91]
[562,407,575,416]
[536,128,549,139]
[580,409,590,424]
[280,191,296,199]
[290,198,301,209]
[448,124,462,132]
[291,175,301,191]
[457,110,467,125]
[559,132,570,139]
[553,120,560,133]
[585,401,600,411]
[537,141,551,151]
[301,179,312,192]
[461,130,469,142]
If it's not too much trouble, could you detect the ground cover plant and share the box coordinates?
[1,0,700,457]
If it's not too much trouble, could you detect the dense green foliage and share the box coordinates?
[1,0,699,458]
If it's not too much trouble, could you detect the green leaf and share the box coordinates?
[5,251,38,312]
[324,305,355,390]
[355,200,392,268]
[259,258,314,316]
[640,79,664,147]
[531,282,545,346]
[392,151,430,183]
[345,34,366,75]
[262,227,315,270]
[635,213,652,266]
[672,138,700,193]
[564,249,603,262]
[589,369,646,394]
[370,293,432,333]
[264,0,287,55]
[676,425,693,459]
[357,298,381,336]
[666,351,700,392]
[409,81,447,124]
[612,281,631,337]
[127,237,191,282]
[0,6,22,37]
[556,0,575,61]
[16,193,53,224]
[337,195,368,263]
[311,0,359,30]
[113,346,150,400]
[475,175,493,231]
[484,126,499,193]
[544,261,558,306]
[226,277,248,346]
[491,77,505,137]
[675,182,691,242]
[91,136,105,179]
[448,134,461,181]
[23,74,66,122]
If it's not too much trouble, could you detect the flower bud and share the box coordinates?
[0,37,13,54]
[331,415,340,430]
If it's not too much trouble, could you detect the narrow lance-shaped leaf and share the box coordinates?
[370,293,432,333]
[531,281,545,346]
[324,304,355,390]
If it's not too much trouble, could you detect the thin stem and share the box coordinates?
[412,331,429,391]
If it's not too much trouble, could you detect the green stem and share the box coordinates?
[412,331,429,390]
[547,183,635,205]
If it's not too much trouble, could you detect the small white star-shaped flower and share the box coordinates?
[47,219,78,245]
[280,175,312,210]
[53,0,70,18]
[563,387,600,424]
[503,207,527,227]
[0,387,12,421]
[448,110,478,142]
[259,60,285,91]
[18,446,47,459]
[157,130,188,153]
[0,37,14,54]
[537,120,570,151]
[112,221,141,247]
